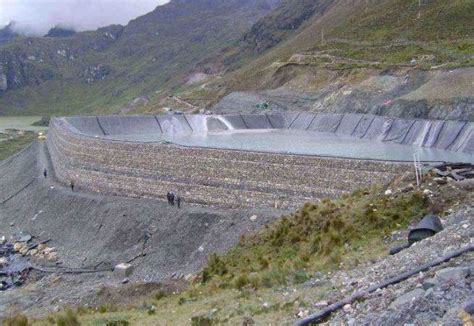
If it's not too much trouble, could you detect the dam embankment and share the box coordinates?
[46,114,417,209]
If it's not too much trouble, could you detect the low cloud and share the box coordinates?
[0,0,170,35]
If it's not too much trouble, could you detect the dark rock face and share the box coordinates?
[45,26,76,38]
[242,0,334,53]
[0,49,55,91]
[0,22,19,45]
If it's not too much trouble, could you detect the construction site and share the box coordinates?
[0,112,473,323]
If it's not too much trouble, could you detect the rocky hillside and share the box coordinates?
[0,0,281,115]
[181,0,474,120]
[0,0,473,117]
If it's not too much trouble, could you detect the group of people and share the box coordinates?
[166,191,182,208]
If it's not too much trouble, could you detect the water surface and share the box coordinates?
[104,129,474,163]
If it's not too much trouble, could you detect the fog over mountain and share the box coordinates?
[0,0,169,35]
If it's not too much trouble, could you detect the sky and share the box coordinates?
[0,0,170,35]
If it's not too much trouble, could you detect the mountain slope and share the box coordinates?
[0,0,281,115]
[0,0,473,117]
[180,0,474,120]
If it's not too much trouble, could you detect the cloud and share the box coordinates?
[0,0,170,35]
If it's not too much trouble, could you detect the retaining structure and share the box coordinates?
[46,115,409,209]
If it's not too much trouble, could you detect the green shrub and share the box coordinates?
[98,305,108,313]
[234,273,249,289]
[31,116,51,127]
[293,270,309,284]
[55,308,80,326]
[191,315,215,326]
[202,254,228,283]
[154,291,166,301]
[3,315,28,326]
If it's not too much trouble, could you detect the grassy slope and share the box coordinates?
[192,0,474,105]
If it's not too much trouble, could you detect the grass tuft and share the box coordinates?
[3,315,29,326]
[55,308,80,326]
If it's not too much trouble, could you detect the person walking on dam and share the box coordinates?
[167,192,175,205]
[170,192,175,205]
[176,195,181,209]
[43,169,47,178]
[70,180,75,192]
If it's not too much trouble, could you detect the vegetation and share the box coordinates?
[32,116,51,127]
[0,130,37,161]
[333,0,474,42]
[3,314,29,326]
[29,174,473,325]
[53,308,80,326]
[200,188,429,290]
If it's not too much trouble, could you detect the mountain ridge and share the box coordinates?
[0,0,473,117]
[0,0,282,115]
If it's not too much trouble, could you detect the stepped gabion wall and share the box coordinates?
[47,116,408,209]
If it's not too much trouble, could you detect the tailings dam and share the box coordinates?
[47,113,474,209]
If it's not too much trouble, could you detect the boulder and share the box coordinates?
[433,177,447,185]
[343,304,352,313]
[13,242,25,252]
[47,252,58,262]
[435,267,469,282]
[114,263,134,277]
[314,301,328,308]
[465,300,474,316]
[401,184,415,193]
[422,277,438,290]
[43,247,56,254]
[389,288,425,308]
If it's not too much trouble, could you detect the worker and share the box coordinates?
[43,169,47,178]
[176,196,181,209]
[170,192,175,206]
[70,180,75,192]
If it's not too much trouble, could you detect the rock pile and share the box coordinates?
[0,233,59,291]
[13,242,58,262]
[430,162,474,182]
